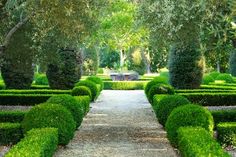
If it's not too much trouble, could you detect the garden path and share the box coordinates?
[54,90,178,157]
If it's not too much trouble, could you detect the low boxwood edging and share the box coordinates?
[200,85,236,90]
[5,128,58,157]
[0,89,71,95]
[0,123,23,145]
[179,93,236,106]
[211,109,236,127]
[74,96,91,115]
[104,81,147,90]
[0,111,27,123]
[217,122,236,147]
[177,127,230,157]
[176,89,236,93]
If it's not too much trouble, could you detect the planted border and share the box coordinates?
[0,110,27,123]
[0,123,23,145]
[104,81,147,90]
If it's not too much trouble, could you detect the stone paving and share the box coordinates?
[54,90,178,157]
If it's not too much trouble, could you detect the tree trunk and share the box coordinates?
[120,49,124,71]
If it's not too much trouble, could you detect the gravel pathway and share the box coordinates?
[54,90,178,157]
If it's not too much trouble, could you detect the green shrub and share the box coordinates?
[217,122,236,147]
[5,128,58,157]
[47,49,82,89]
[176,89,236,93]
[209,71,221,79]
[72,86,92,99]
[86,76,104,91]
[165,104,214,146]
[168,44,204,89]
[0,111,27,123]
[211,109,236,127]
[0,89,71,95]
[230,50,236,77]
[147,84,175,104]
[104,81,147,90]
[47,95,84,127]
[21,103,76,145]
[177,127,230,157]
[0,123,23,145]
[74,96,91,115]
[215,73,234,83]
[144,76,169,96]
[202,75,214,85]
[179,93,236,106]
[75,80,98,101]
[30,85,50,89]
[154,95,190,126]
[34,74,49,85]
[201,85,236,90]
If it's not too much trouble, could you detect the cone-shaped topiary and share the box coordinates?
[21,103,76,145]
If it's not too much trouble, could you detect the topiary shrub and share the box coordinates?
[21,103,76,145]
[202,75,214,85]
[144,76,169,96]
[168,44,204,89]
[147,84,175,104]
[35,74,48,85]
[46,49,82,89]
[154,95,190,126]
[86,76,104,91]
[47,95,84,127]
[75,80,98,101]
[72,86,92,99]
[215,73,234,83]
[165,104,214,146]
[209,71,221,79]
[230,50,236,77]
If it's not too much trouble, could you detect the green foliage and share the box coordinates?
[217,122,236,147]
[180,93,236,106]
[144,76,169,96]
[147,84,175,104]
[0,89,71,95]
[72,86,92,99]
[47,49,81,90]
[86,76,104,91]
[0,110,27,123]
[22,103,76,145]
[104,81,147,90]
[165,104,214,146]
[34,74,48,85]
[176,89,236,93]
[154,95,190,126]
[202,75,214,85]
[47,95,84,127]
[74,96,91,116]
[209,71,221,79]
[82,47,99,75]
[211,109,236,127]
[5,128,58,157]
[99,47,120,69]
[127,48,146,75]
[0,123,23,145]
[169,45,204,89]
[177,127,230,157]
[215,73,234,83]
[75,80,98,101]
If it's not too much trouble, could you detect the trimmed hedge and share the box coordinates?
[179,93,236,106]
[177,127,230,157]
[86,76,104,91]
[22,103,76,145]
[0,123,23,145]
[0,89,71,95]
[211,109,236,127]
[154,95,190,126]
[209,71,221,79]
[147,84,174,104]
[5,128,58,157]
[202,75,214,85]
[217,122,236,147]
[72,86,92,99]
[104,81,147,90]
[165,104,214,146]
[74,96,91,115]
[144,76,168,96]
[0,111,27,123]
[215,73,234,83]
[47,95,84,127]
[201,85,236,90]
[35,74,49,85]
[31,85,50,89]
[75,80,98,101]
[176,89,236,93]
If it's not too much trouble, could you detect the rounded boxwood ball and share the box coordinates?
[155,95,190,126]
[215,73,234,83]
[209,71,220,79]
[47,95,84,127]
[21,103,76,145]
[165,104,214,146]
[72,86,92,99]
[202,75,214,85]
[145,76,169,96]
[87,76,104,91]
[75,80,98,101]
[147,84,175,104]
